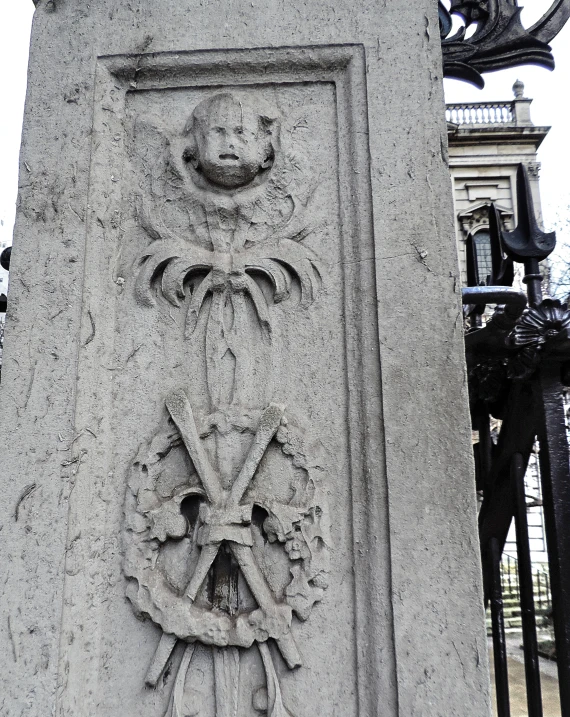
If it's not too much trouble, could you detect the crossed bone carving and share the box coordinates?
[146,389,302,683]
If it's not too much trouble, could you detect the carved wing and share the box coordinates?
[129,119,200,241]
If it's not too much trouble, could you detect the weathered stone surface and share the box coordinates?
[0,2,491,716]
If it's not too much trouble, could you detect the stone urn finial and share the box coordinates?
[513,79,525,99]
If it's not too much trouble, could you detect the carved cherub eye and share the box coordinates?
[182,147,197,165]
[214,126,225,134]
[259,116,274,135]
[234,127,244,136]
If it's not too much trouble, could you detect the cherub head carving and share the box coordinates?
[182,93,280,191]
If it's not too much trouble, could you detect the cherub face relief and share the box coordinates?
[183,93,278,190]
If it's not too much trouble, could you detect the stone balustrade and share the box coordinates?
[446,101,514,125]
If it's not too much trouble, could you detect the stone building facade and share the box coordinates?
[447,81,549,565]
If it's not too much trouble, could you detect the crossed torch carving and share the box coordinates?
[146,389,301,687]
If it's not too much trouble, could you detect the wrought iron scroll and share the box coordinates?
[464,165,570,716]
[439,0,570,88]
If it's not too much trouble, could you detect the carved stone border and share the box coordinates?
[57,44,396,714]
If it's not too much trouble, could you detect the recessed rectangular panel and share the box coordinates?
[55,46,392,717]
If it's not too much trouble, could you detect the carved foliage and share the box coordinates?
[124,395,331,649]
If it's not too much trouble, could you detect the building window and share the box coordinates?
[474,229,493,284]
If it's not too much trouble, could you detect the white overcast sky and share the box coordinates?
[1,1,569,255]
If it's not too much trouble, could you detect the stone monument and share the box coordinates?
[0,2,490,715]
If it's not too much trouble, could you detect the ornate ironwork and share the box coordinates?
[0,247,8,315]
[0,247,9,272]
[464,165,570,715]
[440,0,570,88]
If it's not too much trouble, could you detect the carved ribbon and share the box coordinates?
[164,389,302,670]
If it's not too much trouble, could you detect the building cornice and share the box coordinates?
[447,124,550,150]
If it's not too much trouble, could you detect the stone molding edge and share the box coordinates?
[99,43,361,87]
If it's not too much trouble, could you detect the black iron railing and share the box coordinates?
[465,164,570,716]
[500,554,521,605]
[498,554,552,614]
[535,568,552,614]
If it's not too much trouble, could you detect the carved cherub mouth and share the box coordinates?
[219,153,239,161]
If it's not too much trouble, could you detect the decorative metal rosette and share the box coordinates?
[506,299,570,380]
[509,299,570,349]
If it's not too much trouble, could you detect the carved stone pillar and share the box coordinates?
[0,2,491,715]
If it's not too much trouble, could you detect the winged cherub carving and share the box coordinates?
[133,92,322,342]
